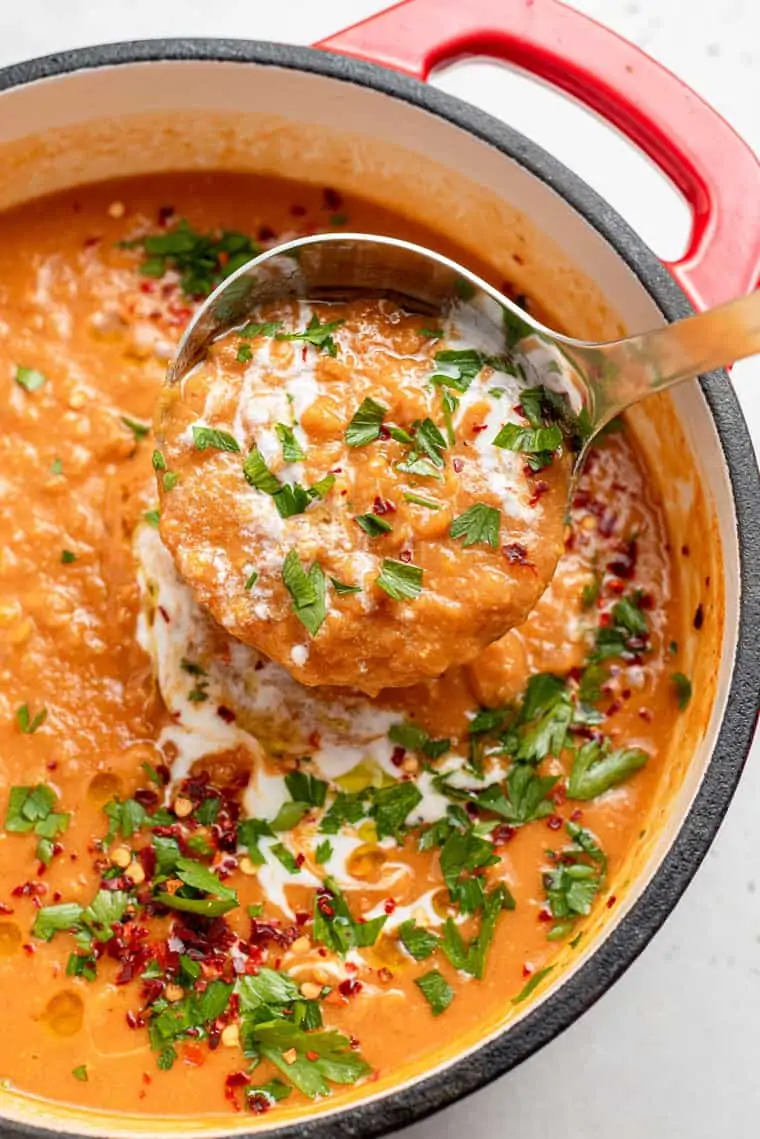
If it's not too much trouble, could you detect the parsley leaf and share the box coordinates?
[237,342,253,363]
[431,349,485,393]
[543,821,607,938]
[412,418,447,468]
[32,903,84,942]
[121,415,150,441]
[282,551,327,636]
[388,722,450,759]
[240,320,283,338]
[345,397,387,447]
[275,423,306,463]
[121,219,260,298]
[315,839,333,864]
[71,1065,88,1082]
[355,512,392,537]
[371,781,423,840]
[16,704,47,734]
[155,857,238,917]
[270,843,300,874]
[313,878,387,954]
[330,577,362,596]
[15,366,48,393]
[511,965,555,1004]
[143,509,160,528]
[376,559,423,601]
[398,921,439,961]
[672,672,692,709]
[284,770,328,808]
[276,314,344,357]
[192,425,240,453]
[567,740,649,800]
[4,784,69,865]
[151,449,166,471]
[251,1021,370,1097]
[450,503,501,548]
[415,970,453,1016]
[492,422,562,470]
[243,447,283,494]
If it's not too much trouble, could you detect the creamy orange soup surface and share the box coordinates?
[0,173,693,1122]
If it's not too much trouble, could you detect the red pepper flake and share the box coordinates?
[384,898,396,915]
[248,1093,272,1115]
[158,606,170,624]
[46,761,58,771]
[452,457,464,473]
[546,814,563,831]
[373,496,396,515]
[399,549,412,564]
[378,424,391,440]
[83,235,101,249]
[607,538,638,580]
[139,280,157,294]
[638,708,653,723]
[528,480,550,507]
[570,808,583,822]
[295,853,305,868]
[502,542,530,565]
[681,544,690,557]
[537,910,553,923]
[390,746,406,768]
[52,890,62,903]
[142,1072,152,1085]
[694,603,704,630]
[522,963,533,977]
[217,705,236,724]
[295,910,310,927]
[606,699,622,718]
[257,224,276,243]
[338,978,362,998]
[290,204,307,217]
[316,895,335,919]
[322,187,343,211]
[492,823,516,847]
[472,423,488,434]
[606,895,617,909]
[306,1049,320,1062]
[377,967,393,983]
[0,902,12,915]
[22,943,35,955]
[11,881,46,899]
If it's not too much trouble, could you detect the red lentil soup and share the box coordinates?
[0,173,692,1125]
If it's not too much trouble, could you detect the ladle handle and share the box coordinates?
[584,289,760,424]
[317,0,760,310]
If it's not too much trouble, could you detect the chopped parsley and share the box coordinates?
[237,343,253,363]
[345,397,387,447]
[121,415,150,441]
[16,703,47,735]
[672,671,692,709]
[388,721,450,759]
[154,857,238,917]
[355,512,392,537]
[275,423,306,463]
[282,550,327,636]
[492,422,563,469]
[71,1065,88,1082]
[15,366,47,393]
[591,591,650,661]
[240,320,283,339]
[370,781,423,840]
[313,878,387,954]
[330,577,362,596]
[376,558,423,601]
[4,784,70,865]
[315,839,333,864]
[162,471,179,491]
[192,425,241,453]
[143,509,160,528]
[49,457,63,475]
[414,970,454,1016]
[543,821,607,939]
[270,843,301,874]
[246,1019,370,1098]
[567,740,649,800]
[151,449,166,471]
[403,492,440,510]
[243,447,331,518]
[450,503,500,548]
[511,965,555,1004]
[119,219,260,298]
[244,569,259,591]
[61,549,77,564]
[398,921,439,961]
[276,314,344,357]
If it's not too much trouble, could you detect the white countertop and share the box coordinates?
[0,3,757,1137]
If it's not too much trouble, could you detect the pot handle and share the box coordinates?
[317,0,760,310]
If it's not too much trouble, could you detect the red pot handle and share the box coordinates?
[317,0,760,311]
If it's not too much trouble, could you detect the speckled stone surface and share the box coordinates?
[0,4,757,1138]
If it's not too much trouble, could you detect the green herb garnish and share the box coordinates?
[671,671,692,709]
[345,397,387,447]
[192,425,240,453]
[376,559,423,601]
[275,423,306,464]
[282,550,327,636]
[276,314,344,357]
[415,970,454,1016]
[16,704,47,735]
[450,503,501,548]
[355,512,392,537]
[15,366,47,393]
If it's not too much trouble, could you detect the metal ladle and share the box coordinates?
[166,232,760,480]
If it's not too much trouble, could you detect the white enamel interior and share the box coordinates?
[0,57,739,1137]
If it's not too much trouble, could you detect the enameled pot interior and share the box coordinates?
[0,49,744,1139]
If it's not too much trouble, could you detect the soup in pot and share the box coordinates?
[0,173,693,1122]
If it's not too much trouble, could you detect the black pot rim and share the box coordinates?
[1,36,758,1139]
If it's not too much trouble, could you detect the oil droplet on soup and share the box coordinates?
[347,844,388,884]
[43,992,84,1037]
[87,772,122,806]
[0,922,22,957]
